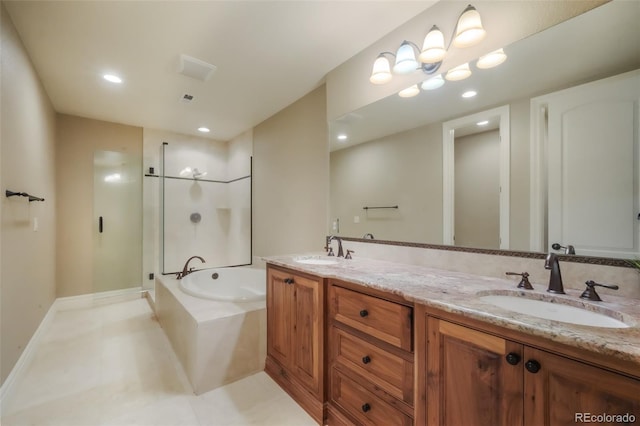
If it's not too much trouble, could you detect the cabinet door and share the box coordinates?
[426,317,524,426]
[524,347,640,426]
[291,273,323,395]
[266,268,294,366]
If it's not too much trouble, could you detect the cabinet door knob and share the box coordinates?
[359,309,369,318]
[283,278,294,285]
[361,403,371,413]
[505,352,521,365]
[362,355,371,364]
[525,359,541,374]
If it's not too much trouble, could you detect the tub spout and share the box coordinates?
[177,256,205,279]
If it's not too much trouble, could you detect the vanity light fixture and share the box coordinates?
[446,63,472,81]
[461,90,477,98]
[197,127,210,133]
[103,74,122,84]
[421,74,445,90]
[398,84,420,98]
[369,4,486,85]
[476,48,507,69]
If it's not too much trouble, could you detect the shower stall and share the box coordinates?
[159,140,252,274]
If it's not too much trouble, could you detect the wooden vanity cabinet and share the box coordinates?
[327,281,414,425]
[417,308,640,426]
[265,265,325,424]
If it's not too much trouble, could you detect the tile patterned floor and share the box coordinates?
[1,298,316,426]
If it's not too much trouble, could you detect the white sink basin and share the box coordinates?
[479,295,629,329]
[293,256,340,266]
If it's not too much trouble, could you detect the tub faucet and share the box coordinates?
[327,235,345,257]
[177,256,205,279]
[544,253,565,294]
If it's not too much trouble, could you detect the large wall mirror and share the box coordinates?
[329,1,640,261]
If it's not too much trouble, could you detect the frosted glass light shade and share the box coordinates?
[477,48,507,69]
[419,25,446,63]
[453,5,486,48]
[398,84,420,98]
[445,63,472,81]
[393,42,419,74]
[370,55,392,84]
[421,74,445,90]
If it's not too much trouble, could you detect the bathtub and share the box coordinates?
[179,267,266,302]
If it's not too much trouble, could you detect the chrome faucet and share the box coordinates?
[544,253,565,294]
[177,255,205,279]
[327,235,345,257]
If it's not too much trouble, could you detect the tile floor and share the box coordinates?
[1,298,316,426]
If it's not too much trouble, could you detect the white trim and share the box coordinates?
[0,300,57,408]
[529,100,547,252]
[0,288,146,409]
[442,105,511,248]
[55,287,145,311]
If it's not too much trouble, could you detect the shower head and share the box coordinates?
[192,168,207,179]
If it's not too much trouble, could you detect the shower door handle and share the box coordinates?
[99,216,103,233]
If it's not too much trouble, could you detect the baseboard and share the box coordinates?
[0,287,148,411]
[55,287,146,311]
[0,299,57,410]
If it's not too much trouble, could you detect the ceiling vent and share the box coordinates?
[178,54,217,82]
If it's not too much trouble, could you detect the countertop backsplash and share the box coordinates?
[333,240,640,300]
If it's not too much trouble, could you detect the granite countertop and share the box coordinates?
[263,253,640,367]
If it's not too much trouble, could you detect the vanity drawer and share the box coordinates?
[330,367,413,426]
[331,326,413,404]
[330,285,412,351]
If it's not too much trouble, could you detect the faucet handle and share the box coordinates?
[327,247,335,256]
[580,280,619,302]
[506,272,533,290]
[345,249,355,260]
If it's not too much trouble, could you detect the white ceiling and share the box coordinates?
[3,0,435,141]
[329,0,640,151]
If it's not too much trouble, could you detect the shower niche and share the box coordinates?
[160,141,252,274]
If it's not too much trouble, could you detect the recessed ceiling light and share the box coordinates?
[337,134,348,141]
[198,127,210,133]
[103,74,122,84]
[462,90,477,98]
[477,120,489,126]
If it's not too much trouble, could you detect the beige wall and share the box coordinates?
[1,3,57,386]
[455,130,500,249]
[56,114,142,297]
[330,122,442,243]
[330,98,534,250]
[253,86,328,257]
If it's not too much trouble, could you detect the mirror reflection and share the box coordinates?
[329,1,640,259]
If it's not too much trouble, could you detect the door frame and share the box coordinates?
[442,105,510,248]
[529,70,640,255]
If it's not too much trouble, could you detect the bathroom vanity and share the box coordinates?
[264,256,640,425]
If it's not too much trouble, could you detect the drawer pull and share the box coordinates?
[362,355,371,364]
[361,403,371,413]
[359,309,369,318]
[525,359,541,374]
[505,352,521,365]
[283,278,294,285]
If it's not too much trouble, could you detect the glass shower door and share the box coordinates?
[93,150,142,292]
